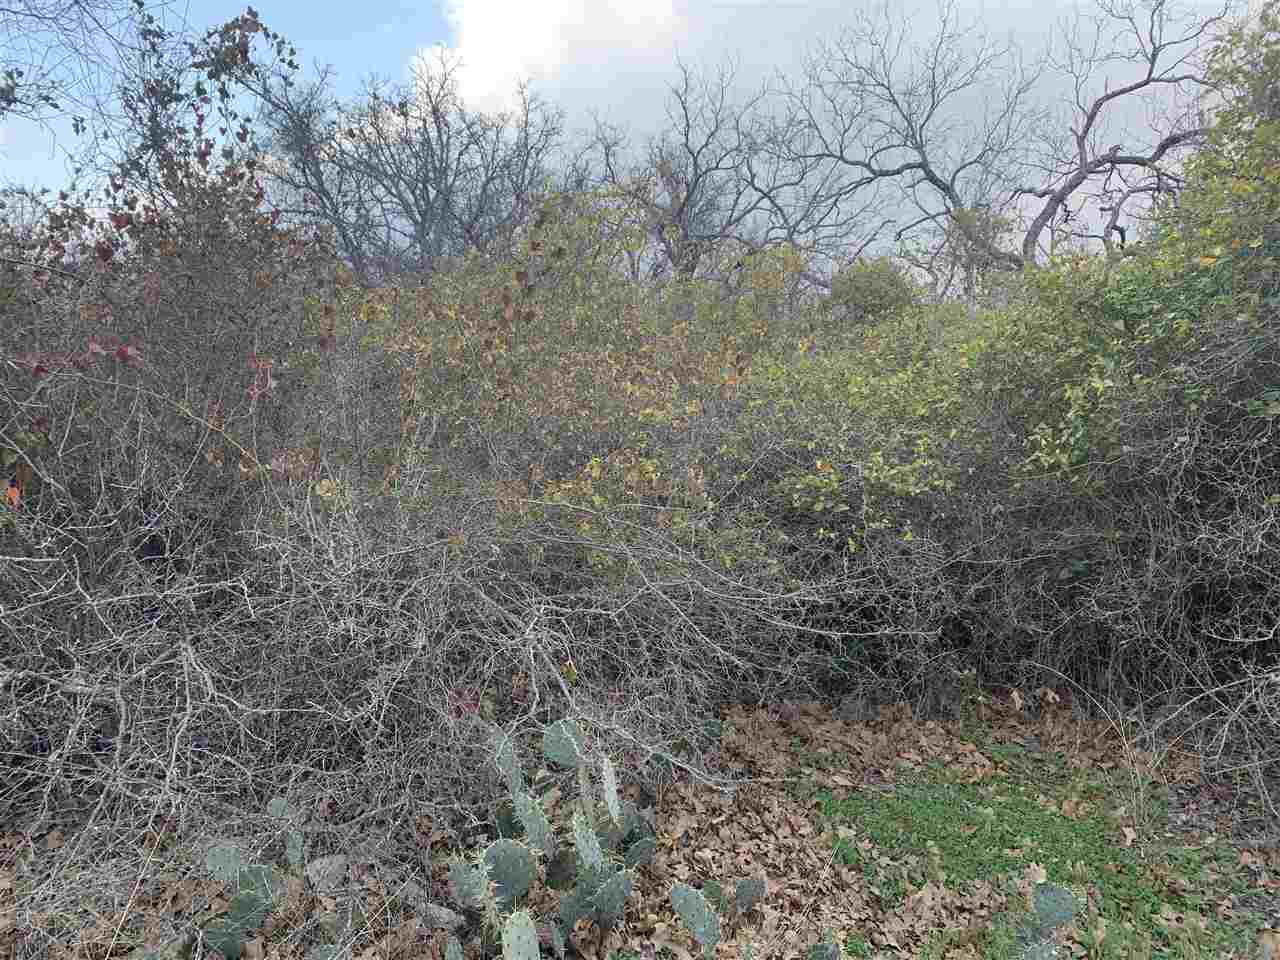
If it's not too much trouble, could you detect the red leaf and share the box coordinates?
[17,353,52,377]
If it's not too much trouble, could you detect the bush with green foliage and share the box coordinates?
[825,256,921,326]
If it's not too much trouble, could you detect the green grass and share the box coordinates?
[809,749,1264,958]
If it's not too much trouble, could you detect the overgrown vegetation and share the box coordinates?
[1,1,1278,957]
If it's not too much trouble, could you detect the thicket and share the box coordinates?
[824,256,923,327]
[1,6,1278,955]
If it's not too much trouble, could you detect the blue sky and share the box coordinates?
[0,0,1252,250]
[241,0,453,99]
[2,0,453,190]
[2,0,1066,195]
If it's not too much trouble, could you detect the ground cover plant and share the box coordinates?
[2,1,1279,958]
[2,693,1278,959]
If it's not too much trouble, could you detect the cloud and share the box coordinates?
[419,0,690,116]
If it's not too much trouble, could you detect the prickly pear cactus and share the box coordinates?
[592,870,633,931]
[205,842,248,884]
[624,835,656,868]
[595,800,636,852]
[200,859,284,959]
[806,939,841,960]
[202,893,271,960]
[501,909,541,960]
[600,756,622,827]
[559,882,597,934]
[449,856,489,910]
[473,712,661,959]
[549,921,567,959]
[735,874,768,915]
[492,733,526,798]
[513,792,555,857]
[671,882,721,959]
[1016,882,1084,960]
[484,839,537,911]
[701,879,729,914]
[542,719,586,769]
[545,845,578,891]
[577,760,597,824]
[202,792,311,959]
[572,810,606,876]
[266,796,305,871]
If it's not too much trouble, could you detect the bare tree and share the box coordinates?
[901,204,1022,308]
[0,0,215,186]
[245,47,574,284]
[582,55,894,291]
[2,6,303,259]
[0,0,138,125]
[762,0,1233,282]
[1017,0,1231,259]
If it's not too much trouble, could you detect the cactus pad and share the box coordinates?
[501,909,541,960]
[559,884,595,934]
[671,882,721,958]
[484,839,536,910]
[449,857,489,909]
[592,870,633,931]
[806,941,841,960]
[514,792,555,856]
[735,874,768,914]
[624,836,656,868]
[600,756,622,827]
[542,719,586,769]
[572,810,606,875]
[492,733,526,797]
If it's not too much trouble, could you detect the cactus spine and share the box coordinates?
[484,838,537,911]
[501,909,541,960]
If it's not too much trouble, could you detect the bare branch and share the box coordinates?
[764,0,1234,292]
[248,47,571,283]
[578,53,893,290]
[1017,0,1231,261]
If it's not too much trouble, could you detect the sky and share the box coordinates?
[0,0,1142,184]
[0,0,1258,244]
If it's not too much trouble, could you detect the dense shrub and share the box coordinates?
[5,0,1280,854]
[825,255,922,326]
